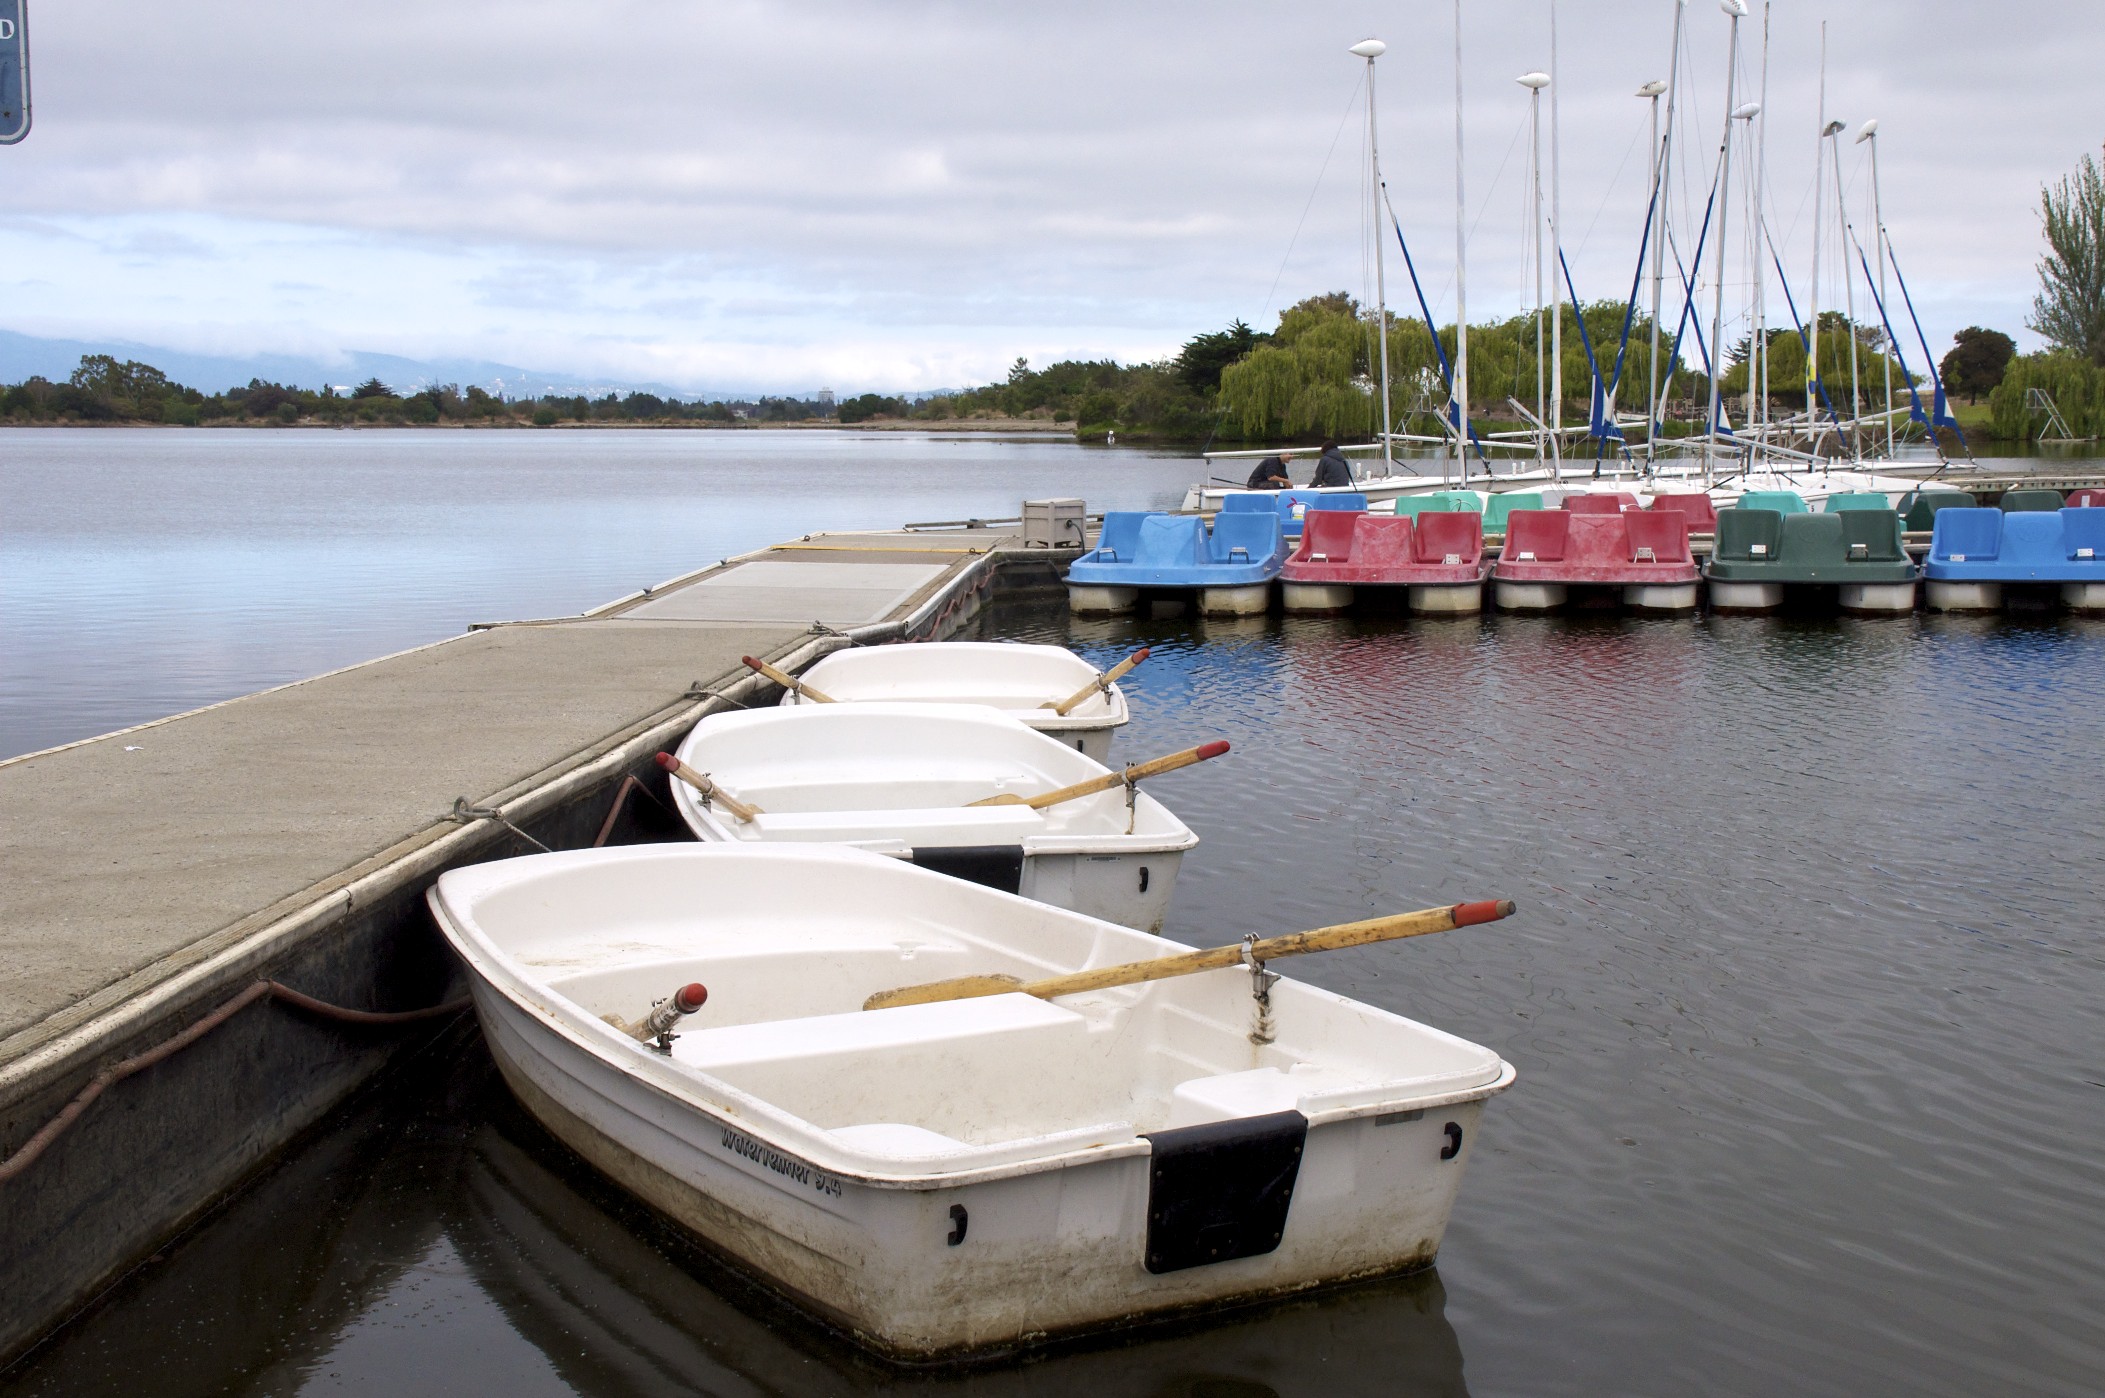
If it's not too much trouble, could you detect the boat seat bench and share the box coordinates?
[674,994,1145,1149]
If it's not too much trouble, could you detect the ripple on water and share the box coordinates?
[987,598,2105,1398]
[6,596,2101,1398]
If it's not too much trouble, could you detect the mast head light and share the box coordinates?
[1517,71,1550,89]
[1349,38,1387,58]
[1822,119,1845,138]
[1855,118,1879,143]
[1636,79,1669,97]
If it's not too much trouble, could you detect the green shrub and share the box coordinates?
[1990,352,2105,439]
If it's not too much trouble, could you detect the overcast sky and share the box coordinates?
[3,0,2098,393]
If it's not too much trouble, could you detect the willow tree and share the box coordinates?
[2029,148,2105,365]
[1990,352,2105,439]
[1219,294,1443,441]
[1719,317,1912,414]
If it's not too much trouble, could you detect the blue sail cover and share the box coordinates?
[1385,192,1489,461]
[1557,250,1615,441]
[1854,241,1936,432]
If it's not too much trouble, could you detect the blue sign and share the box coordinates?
[0,2,27,146]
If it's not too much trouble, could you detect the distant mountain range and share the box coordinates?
[0,328,746,400]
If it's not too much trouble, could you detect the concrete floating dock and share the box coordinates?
[0,524,1073,1367]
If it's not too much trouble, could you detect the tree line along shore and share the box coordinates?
[10,148,2105,448]
[0,303,2053,447]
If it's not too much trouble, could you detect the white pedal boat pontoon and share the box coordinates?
[783,642,1131,762]
[428,844,1516,1360]
[668,702,1196,932]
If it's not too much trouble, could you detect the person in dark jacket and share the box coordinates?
[1245,451,1294,489]
[1311,440,1354,488]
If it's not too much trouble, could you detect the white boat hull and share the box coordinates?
[480,1003,1491,1358]
[669,703,1200,932]
[786,643,1130,764]
[433,845,1514,1360]
[1188,464,1937,517]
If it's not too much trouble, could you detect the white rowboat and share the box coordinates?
[668,702,1197,931]
[781,642,1131,762]
[428,844,1515,1359]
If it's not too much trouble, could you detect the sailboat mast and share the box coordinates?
[1361,39,1394,476]
[1646,0,1689,468]
[1522,72,1548,465]
[1859,120,1891,458]
[1704,0,1748,479]
[1832,128,1861,462]
[1753,3,1771,454]
[1549,0,1564,469]
[1452,0,1470,488]
[1809,23,1826,458]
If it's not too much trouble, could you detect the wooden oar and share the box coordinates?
[654,752,764,822]
[742,655,837,704]
[965,740,1229,810]
[863,899,1516,1010]
[1041,647,1149,716]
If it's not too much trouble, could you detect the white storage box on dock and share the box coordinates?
[1022,498,1088,549]
[427,844,1515,1360]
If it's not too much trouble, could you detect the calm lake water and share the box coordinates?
[0,428,1198,759]
[3,431,2102,1396]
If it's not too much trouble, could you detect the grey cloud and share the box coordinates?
[6,0,2099,380]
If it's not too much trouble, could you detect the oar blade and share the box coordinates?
[963,792,1031,807]
[863,973,1025,1011]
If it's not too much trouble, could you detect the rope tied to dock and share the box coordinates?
[447,797,551,852]
[808,621,871,646]
[0,982,470,1186]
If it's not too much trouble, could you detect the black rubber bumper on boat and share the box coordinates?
[906,845,1025,895]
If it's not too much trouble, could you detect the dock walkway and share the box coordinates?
[0,524,1053,1366]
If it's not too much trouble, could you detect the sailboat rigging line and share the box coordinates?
[1888,242,1973,459]
[1600,175,1661,450]
[1382,187,1488,464]
[1555,250,1611,448]
[1194,74,1362,459]
[1409,117,1529,323]
[1575,111,1650,259]
[1472,112,1531,253]
[1764,234,1847,430]
[1852,239,1936,442]
[1256,75,1365,324]
[1655,167,1722,441]
[1666,238,1714,398]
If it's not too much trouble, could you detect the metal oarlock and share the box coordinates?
[631,982,709,1054]
[1123,774,1139,835]
[1241,934,1280,1046]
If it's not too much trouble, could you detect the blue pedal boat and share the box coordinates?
[1219,491,1365,540]
[1923,507,2105,613]
[1067,511,1286,615]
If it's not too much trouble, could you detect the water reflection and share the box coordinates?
[974,596,2105,1398]
[0,429,1202,758]
[10,593,2105,1397]
[1,1039,1469,1398]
